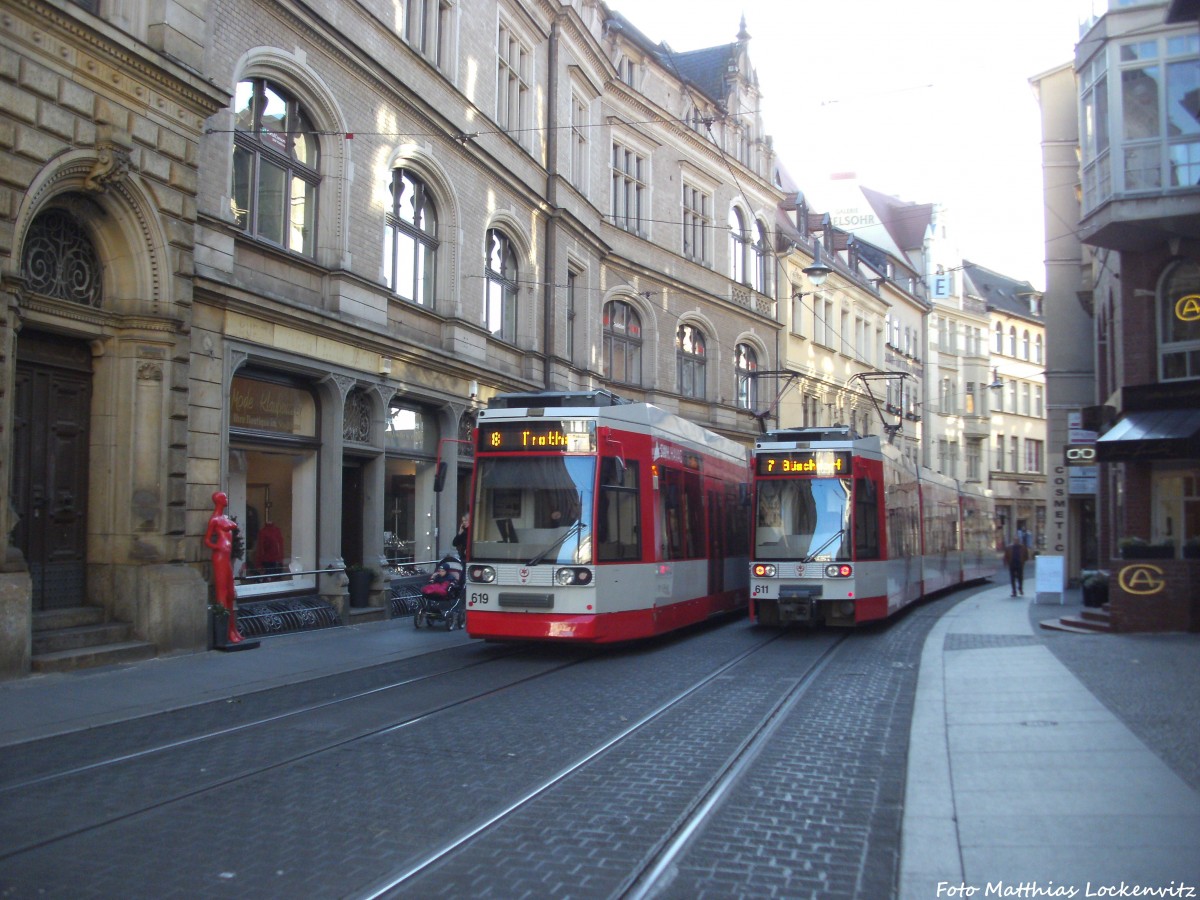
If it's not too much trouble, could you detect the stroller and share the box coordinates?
[413,553,465,630]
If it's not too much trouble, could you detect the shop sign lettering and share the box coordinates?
[1118,564,1166,595]
[231,377,307,434]
[1175,293,1200,322]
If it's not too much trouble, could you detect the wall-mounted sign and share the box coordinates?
[1068,465,1097,495]
[1064,445,1096,465]
[1118,564,1166,595]
[1175,293,1200,322]
[230,376,315,436]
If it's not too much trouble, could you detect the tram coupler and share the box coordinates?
[758,586,822,626]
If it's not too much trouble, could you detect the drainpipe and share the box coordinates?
[543,16,561,390]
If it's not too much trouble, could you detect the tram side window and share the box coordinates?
[661,468,703,559]
[854,477,880,559]
[726,483,749,556]
[598,458,640,561]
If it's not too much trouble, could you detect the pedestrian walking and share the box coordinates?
[1003,536,1029,597]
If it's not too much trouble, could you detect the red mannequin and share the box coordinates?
[204,490,243,644]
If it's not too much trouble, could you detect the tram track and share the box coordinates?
[353,628,847,899]
[619,632,847,899]
[0,645,525,794]
[0,645,589,861]
[0,619,786,873]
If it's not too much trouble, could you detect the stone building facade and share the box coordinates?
[0,0,793,674]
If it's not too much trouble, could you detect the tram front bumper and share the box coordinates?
[756,585,822,625]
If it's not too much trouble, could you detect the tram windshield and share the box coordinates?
[754,478,851,560]
[471,456,596,564]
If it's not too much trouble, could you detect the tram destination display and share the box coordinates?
[755,450,851,476]
[478,421,596,453]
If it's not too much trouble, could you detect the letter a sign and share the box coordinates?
[1175,294,1200,322]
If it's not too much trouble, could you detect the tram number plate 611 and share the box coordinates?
[470,591,490,605]
[752,583,772,596]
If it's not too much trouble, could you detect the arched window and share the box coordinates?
[603,299,642,384]
[1035,334,1044,363]
[484,228,518,342]
[386,169,438,306]
[994,321,1004,354]
[232,78,320,256]
[1022,329,1031,360]
[1160,259,1200,380]
[729,207,747,284]
[751,219,769,294]
[1008,326,1017,357]
[22,209,103,307]
[677,323,707,399]
[735,343,758,410]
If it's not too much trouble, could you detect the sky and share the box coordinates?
[614,0,1088,291]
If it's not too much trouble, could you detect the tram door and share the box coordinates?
[707,487,725,595]
[11,332,92,611]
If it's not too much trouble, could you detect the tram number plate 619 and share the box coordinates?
[470,591,490,605]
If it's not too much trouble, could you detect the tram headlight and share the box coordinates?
[469,565,495,583]
[753,563,776,578]
[554,567,593,586]
[824,564,853,578]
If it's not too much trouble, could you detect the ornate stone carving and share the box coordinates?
[83,144,132,193]
[343,389,372,443]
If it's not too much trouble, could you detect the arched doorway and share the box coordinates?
[11,331,92,610]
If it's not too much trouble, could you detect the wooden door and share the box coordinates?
[11,333,92,610]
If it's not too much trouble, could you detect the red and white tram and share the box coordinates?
[464,391,752,643]
[750,426,995,627]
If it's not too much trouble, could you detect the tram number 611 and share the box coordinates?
[470,592,490,605]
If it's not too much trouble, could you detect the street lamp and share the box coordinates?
[802,242,832,288]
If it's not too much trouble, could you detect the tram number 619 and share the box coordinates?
[470,591,490,605]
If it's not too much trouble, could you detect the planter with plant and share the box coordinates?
[1080,569,1109,608]
[1118,537,1174,560]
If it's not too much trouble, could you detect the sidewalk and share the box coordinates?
[900,581,1200,898]
[0,618,472,748]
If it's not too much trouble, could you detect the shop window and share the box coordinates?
[227,374,319,597]
[384,401,438,563]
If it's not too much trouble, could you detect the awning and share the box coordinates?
[1095,408,1200,462]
